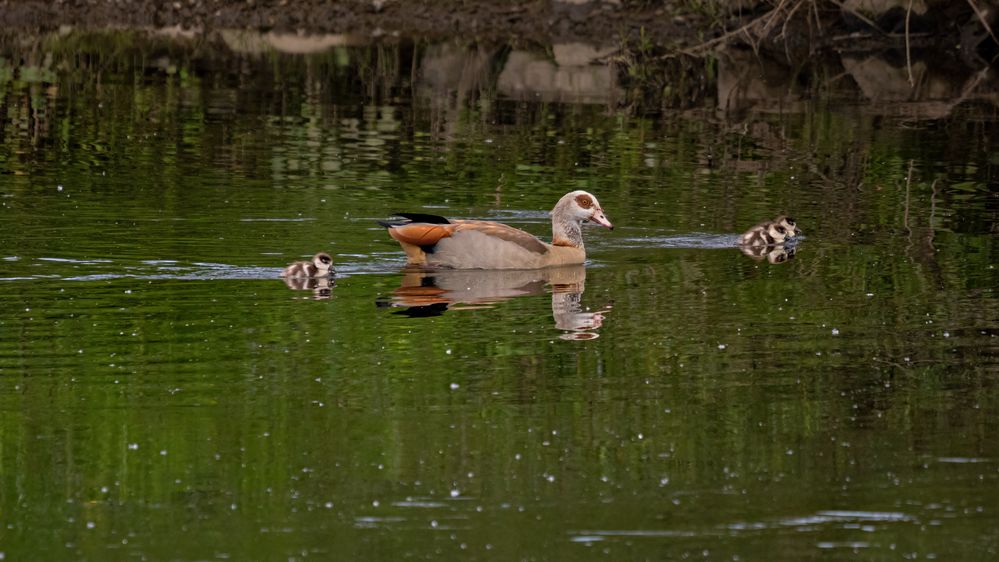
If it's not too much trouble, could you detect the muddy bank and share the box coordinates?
[0,0,686,45]
[1,0,998,60]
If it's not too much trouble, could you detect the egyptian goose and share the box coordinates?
[380,191,613,269]
[738,216,801,247]
[281,252,334,278]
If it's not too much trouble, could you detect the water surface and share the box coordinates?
[1,30,997,560]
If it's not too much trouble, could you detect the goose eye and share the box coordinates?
[776,226,786,234]
[574,194,594,209]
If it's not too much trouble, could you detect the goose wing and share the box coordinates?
[386,218,548,255]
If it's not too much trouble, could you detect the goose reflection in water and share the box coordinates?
[379,265,609,340]
[282,276,335,300]
[739,242,797,264]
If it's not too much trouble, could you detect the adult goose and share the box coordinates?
[380,191,613,269]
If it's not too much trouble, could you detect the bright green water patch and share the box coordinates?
[0,30,997,560]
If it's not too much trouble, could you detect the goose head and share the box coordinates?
[554,190,614,230]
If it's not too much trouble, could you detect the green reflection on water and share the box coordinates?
[0,30,997,561]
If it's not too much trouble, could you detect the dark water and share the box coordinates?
[1,30,997,560]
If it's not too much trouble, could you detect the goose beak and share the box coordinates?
[590,210,614,230]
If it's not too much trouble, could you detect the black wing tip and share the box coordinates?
[396,212,451,225]
[378,212,451,229]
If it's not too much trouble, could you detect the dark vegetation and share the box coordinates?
[0,0,996,59]
[615,0,999,112]
[2,1,997,116]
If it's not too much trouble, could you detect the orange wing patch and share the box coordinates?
[388,223,456,247]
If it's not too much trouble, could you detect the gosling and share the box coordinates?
[738,216,801,247]
[281,252,334,278]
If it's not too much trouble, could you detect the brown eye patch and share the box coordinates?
[776,226,786,234]
[574,194,594,209]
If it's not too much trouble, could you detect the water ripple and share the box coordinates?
[0,256,406,282]
[616,234,743,249]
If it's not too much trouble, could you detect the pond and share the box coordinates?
[1,30,997,560]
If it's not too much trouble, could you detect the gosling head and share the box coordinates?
[774,216,801,237]
[764,222,791,244]
[312,252,334,274]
